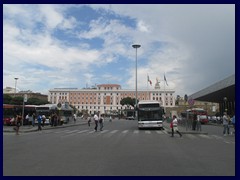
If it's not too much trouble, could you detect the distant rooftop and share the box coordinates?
[97,84,121,87]
[54,88,78,89]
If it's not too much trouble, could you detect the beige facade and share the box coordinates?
[48,84,175,115]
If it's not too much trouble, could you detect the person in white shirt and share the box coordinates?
[42,114,46,127]
[25,114,29,125]
[223,112,230,136]
[196,115,202,131]
[73,114,77,123]
[171,115,182,137]
[94,113,99,131]
[99,115,104,131]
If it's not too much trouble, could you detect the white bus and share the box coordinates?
[137,100,164,129]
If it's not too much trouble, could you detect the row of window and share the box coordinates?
[71,102,120,105]
[99,87,120,90]
[51,92,163,97]
[76,106,122,110]
[152,93,173,96]
[152,97,174,101]
[51,100,173,107]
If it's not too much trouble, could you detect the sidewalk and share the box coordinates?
[163,121,208,135]
[3,120,87,133]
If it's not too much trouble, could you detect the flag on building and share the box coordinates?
[164,74,168,86]
[147,75,152,86]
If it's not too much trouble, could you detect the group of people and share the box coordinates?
[93,113,104,131]
[170,111,235,137]
[222,112,235,136]
[192,114,202,131]
[86,113,113,132]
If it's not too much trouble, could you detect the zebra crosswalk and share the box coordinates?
[50,129,235,144]
[5,128,234,144]
[53,129,168,137]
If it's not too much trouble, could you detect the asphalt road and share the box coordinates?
[3,119,235,176]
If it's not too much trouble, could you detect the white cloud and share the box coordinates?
[137,20,150,32]
[3,4,235,97]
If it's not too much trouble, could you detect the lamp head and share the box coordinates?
[132,44,141,48]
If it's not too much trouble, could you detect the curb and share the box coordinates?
[3,122,87,133]
[165,130,208,135]
[163,125,208,135]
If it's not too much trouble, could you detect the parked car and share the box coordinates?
[3,117,15,126]
[211,116,217,123]
[217,116,222,124]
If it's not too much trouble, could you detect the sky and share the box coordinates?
[3,4,235,97]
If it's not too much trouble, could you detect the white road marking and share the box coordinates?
[110,130,119,134]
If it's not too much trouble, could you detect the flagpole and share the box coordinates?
[164,74,166,114]
[147,74,149,100]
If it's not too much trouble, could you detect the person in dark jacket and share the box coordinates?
[37,115,42,131]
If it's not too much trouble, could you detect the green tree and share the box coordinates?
[120,97,136,108]
[11,96,24,105]
[70,104,78,114]
[3,94,12,104]
[175,95,181,105]
[26,97,49,105]
[184,94,188,102]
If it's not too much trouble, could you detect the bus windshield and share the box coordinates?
[138,109,163,121]
[138,103,160,108]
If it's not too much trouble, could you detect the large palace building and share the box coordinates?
[48,83,175,115]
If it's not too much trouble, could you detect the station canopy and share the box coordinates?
[189,74,235,103]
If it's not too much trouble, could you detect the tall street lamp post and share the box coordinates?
[14,77,19,97]
[132,44,141,117]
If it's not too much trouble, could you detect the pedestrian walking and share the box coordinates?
[42,114,46,127]
[25,113,29,125]
[196,115,202,131]
[28,114,33,126]
[73,114,77,123]
[109,115,112,122]
[171,115,182,138]
[192,114,197,130]
[54,114,58,126]
[37,115,42,131]
[223,112,229,136]
[50,113,54,126]
[51,113,57,126]
[15,114,21,135]
[99,115,104,131]
[32,113,36,127]
[87,116,91,127]
[94,112,99,131]
[231,113,235,134]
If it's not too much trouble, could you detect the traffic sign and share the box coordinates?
[24,94,28,102]
[188,98,195,106]
[57,103,62,110]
